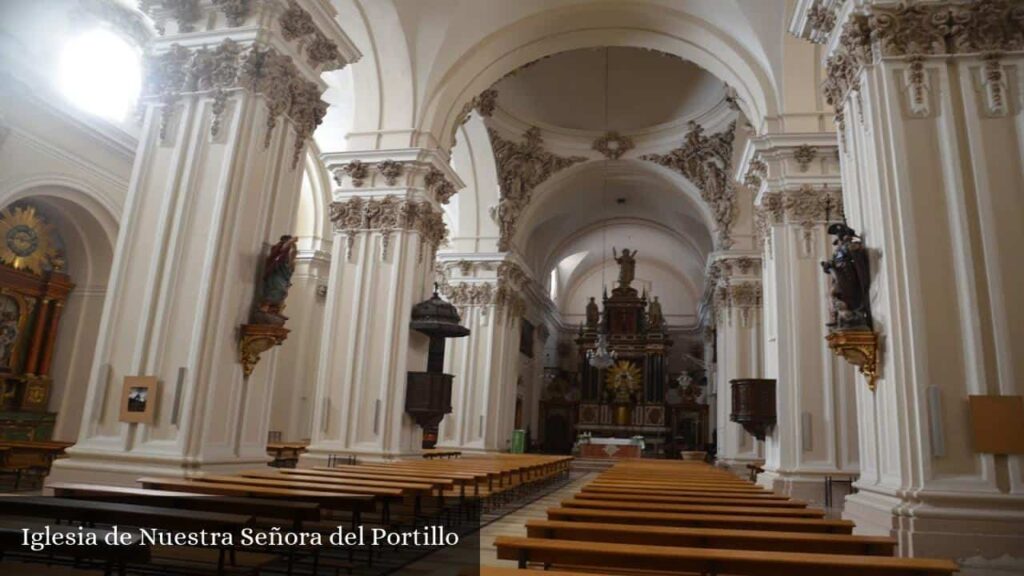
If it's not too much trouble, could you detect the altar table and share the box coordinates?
[578,437,643,459]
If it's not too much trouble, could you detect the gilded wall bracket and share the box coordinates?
[826,330,878,391]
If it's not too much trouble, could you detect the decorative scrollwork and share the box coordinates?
[488,127,586,251]
[641,121,738,248]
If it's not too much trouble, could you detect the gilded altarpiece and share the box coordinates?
[0,205,74,440]
[574,254,674,456]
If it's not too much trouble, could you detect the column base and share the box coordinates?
[46,450,271,488]
[844,487,1024,574]
[756,469,853,509]
[298,445,424,466]
[715,457,762,478]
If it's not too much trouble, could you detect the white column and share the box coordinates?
[268,251,330,441]
[796,0,1024,568]
[710,255,764,474]
[300,151,458,462]
[49,0,358,485]
[435,257,524,453]
[746,137,859,506]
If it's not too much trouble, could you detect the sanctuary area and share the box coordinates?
[0,0,1022,575]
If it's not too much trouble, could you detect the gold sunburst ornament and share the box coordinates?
[0,205,57,275]
[606,360,642,403]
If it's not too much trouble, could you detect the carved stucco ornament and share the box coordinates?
[488,127,586,251]
[143,39,328,166]
[592,131,635,160]
[641,121,738,248]
[376,160,404,186]
[425,166,457,204]
[451,89,499,146]
[330,196,447,262]
[794,145,817,172]
[744,156,767,189]
[823,0,1024,139]
[335,160,368,187]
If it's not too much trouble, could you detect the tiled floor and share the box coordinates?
[479,472,594,568]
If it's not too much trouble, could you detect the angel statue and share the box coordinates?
[253,235,299,325]
[613,247,637,289]
[821,224,871,330]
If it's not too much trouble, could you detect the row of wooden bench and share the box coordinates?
[486,460,960,576]
[2,453,571,575]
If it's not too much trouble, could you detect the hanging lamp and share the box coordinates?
[588,47,617,371]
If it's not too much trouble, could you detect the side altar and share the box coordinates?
[575,248,672,457]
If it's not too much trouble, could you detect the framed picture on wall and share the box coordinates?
[520,319,534,358]
[119,376,158,424]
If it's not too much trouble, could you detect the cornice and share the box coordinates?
[485,97,739,160]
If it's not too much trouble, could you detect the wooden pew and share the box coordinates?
[47,482,321,530]
[547,506,855,534]
[136,477,374,523]
[574,490,809,508]
[494,536,959,576]
[524,519,897,556]
[580,484,790,499]
[559,497,826,518]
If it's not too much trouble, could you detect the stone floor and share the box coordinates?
[478,472,595,568]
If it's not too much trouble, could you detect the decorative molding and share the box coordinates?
[424,166,457,204]
[793,145,817,172]
[142,0,201,34]
[592,131,635,160]
[487,127,586,251]
[904,56,932,117]
[981,53,1010,116]
[641,121,738,248]
[474,89,498,118]
[335,159,368,187]
[823,0,1024,137]
[442,282,495,307]
[212,0,251,26]
[451,89,498,145]
[143,39,327,166]
[277,0,343,69]
[805,1,838,44]
[758,186,844,228]
[329,196,447,262]
[744,156,767,189]
[376,160,403,186]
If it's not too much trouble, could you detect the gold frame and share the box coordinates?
[119,376,158,424]
[826,330,879,391]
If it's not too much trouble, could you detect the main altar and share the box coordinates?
[574,248,672,457]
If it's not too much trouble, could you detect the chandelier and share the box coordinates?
[588,332,617,369]
[587,48,617,374]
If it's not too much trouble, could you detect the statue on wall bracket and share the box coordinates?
[821,223,879,391]
[239,235,298,378]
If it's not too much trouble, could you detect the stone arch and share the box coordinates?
[0,180,118,441]
[416,1,779,153]
[512,159,718,256]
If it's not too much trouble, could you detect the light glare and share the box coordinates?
[58,29,141,121]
